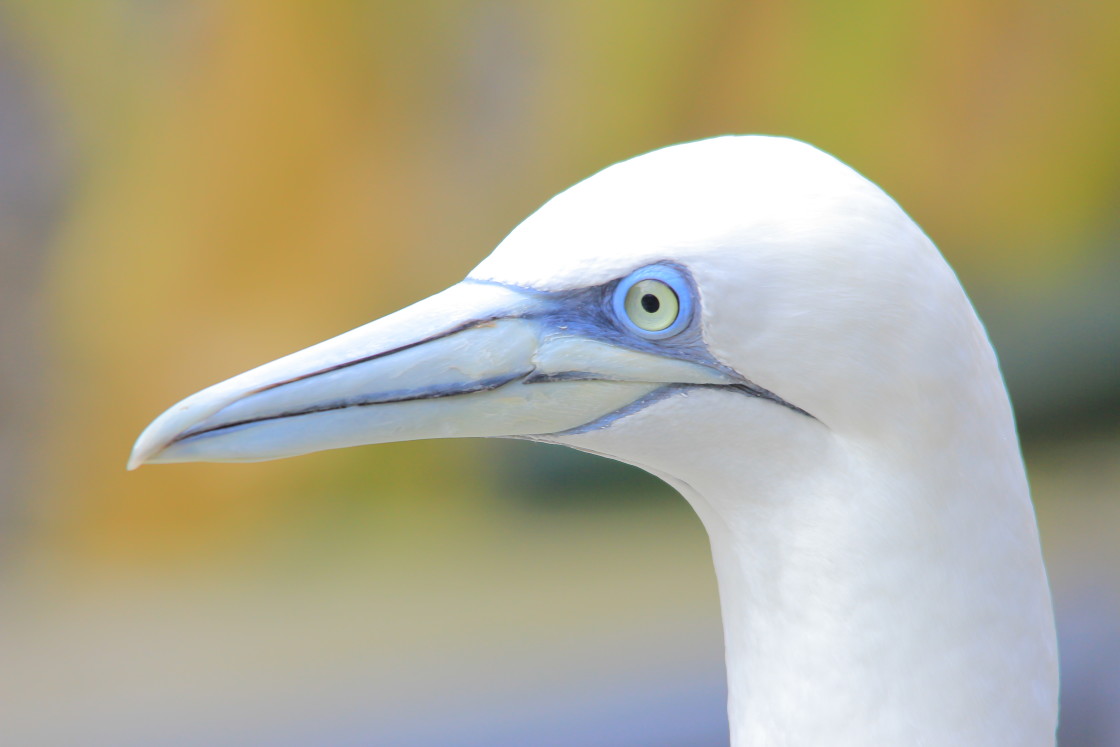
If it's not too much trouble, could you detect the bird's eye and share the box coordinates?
[612,265,693,339]
[625,280,678,331]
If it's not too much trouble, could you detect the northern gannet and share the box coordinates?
[130,136,1058,745]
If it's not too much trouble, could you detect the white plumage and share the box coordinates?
[132,136,1058,745]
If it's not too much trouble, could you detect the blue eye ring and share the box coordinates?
[611,264,694,339]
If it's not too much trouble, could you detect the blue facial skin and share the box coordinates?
[471,262,812,435]
[477,261,717,368]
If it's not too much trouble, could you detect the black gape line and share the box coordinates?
[170,265,816,449]
[486,264,815,427]
[170,370,531,446]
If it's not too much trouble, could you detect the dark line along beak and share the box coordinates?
[129,281,737,468]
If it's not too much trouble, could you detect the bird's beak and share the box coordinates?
[129,280,733,468]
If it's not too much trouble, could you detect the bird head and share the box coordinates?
[130,136,980,494]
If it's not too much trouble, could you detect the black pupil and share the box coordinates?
[641,293,660,313]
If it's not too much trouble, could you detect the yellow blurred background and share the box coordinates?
[1,2,1117,745]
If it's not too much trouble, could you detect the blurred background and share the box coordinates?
[0,2,1117,745]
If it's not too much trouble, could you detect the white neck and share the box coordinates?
[662,402,1058,746]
